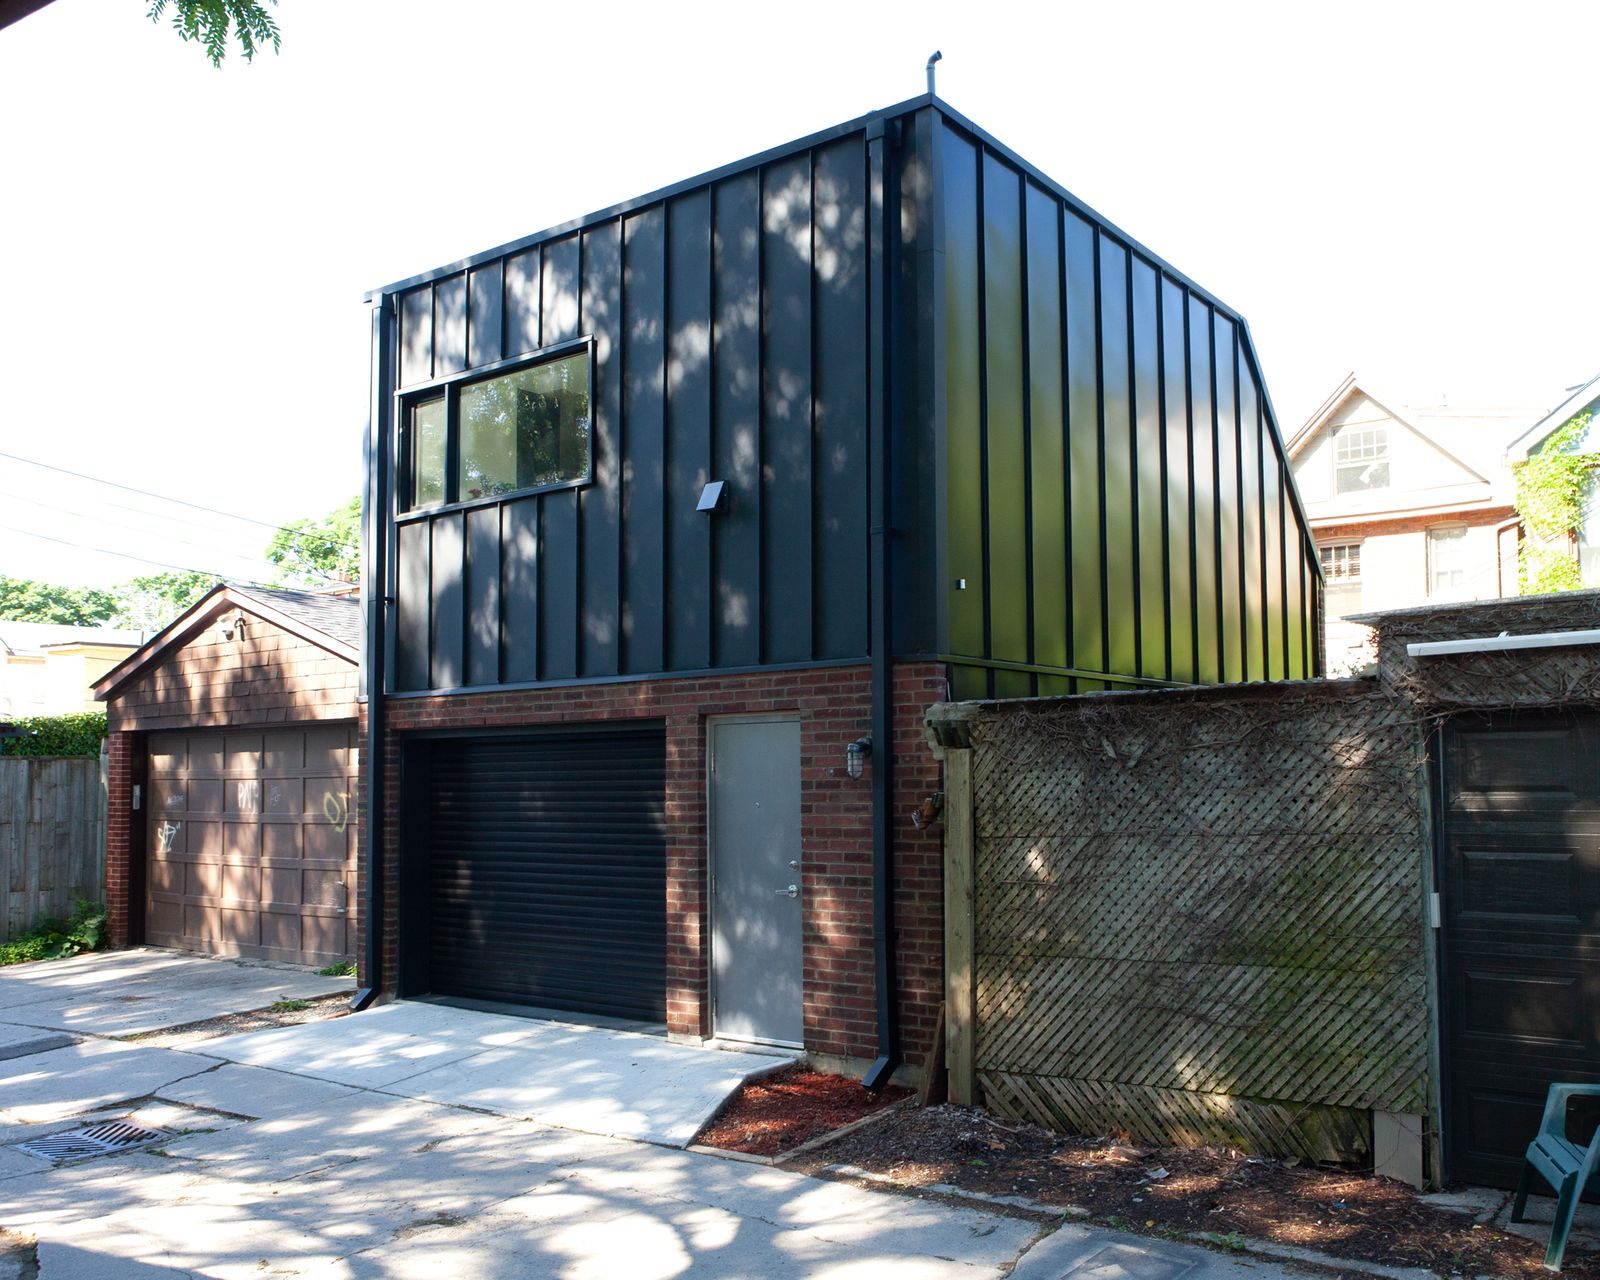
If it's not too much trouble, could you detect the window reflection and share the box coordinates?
[411,397,446,508]
[458,353,591,499]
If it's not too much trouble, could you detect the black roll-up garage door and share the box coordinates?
[416,725,667,1022]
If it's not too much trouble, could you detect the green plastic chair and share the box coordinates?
[1511,1083,1600,1271]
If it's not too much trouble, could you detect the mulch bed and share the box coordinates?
[694,1065,912,1158]
[783,1103,1594,1279]
[117,991,352,1048]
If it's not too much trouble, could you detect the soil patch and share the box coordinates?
[118,991,352,1048]
[785,1103,1592,1279]
[695,1066,912,1158]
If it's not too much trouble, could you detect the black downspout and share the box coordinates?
[863,118,899,1093]
[352,294,392,1012]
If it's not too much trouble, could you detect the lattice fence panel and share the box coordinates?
[967,683,1429,1159]
[978,1070,1372,1164]
[1375,596,1600,712]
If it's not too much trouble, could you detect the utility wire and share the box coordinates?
[0,489,319,580]
[0,522,276,587]
[0,448,351,554]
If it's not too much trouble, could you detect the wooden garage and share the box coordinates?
[95,584,361,966]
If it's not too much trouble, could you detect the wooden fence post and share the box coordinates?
[944,746,976,1106]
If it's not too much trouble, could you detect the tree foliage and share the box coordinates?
[266,497,360,587]
[0,577,118,626]
[113,572,221,630]
[0,573,218,630]
[147,0,279,66]
[1516,412,1599,594]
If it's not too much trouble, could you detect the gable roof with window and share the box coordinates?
[1288,373,1534,526]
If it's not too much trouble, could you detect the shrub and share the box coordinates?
[0,900,107,966]
[0,712,106,758]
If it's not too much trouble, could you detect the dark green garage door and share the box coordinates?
[1440,710,1600,1188]
[411,725,667,1023]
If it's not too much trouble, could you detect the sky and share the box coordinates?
[1,0,1596,588]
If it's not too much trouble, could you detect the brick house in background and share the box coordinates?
[358,94,1322,1085]
[1288,373,1536,674]
[94,585,361,968]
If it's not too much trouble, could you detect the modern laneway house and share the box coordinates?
[359,94,1323,1084]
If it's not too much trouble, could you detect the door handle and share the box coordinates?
[774,884,798,898]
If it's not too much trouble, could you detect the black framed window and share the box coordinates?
[401,344,592,513]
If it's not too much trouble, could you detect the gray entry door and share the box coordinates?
[710,716,803,1045]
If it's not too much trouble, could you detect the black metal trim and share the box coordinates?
[1018,172,1036,693]
[1182,288,1200,682]
[1057,200,1075,687]
[382,653,873,701]
[399,717,668,744]
[1125,239,1142,678]
[1155,272,1173,681]
[863,119,899,1094]
[940,653,1187,689]
[974,146,993,699]
[1232,321,1249,681]
[356,292,394,1011]
[394,338,599,518]
[1427,717,1452,1182]
[1092,226,1110,677]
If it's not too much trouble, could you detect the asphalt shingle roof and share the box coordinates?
[229,585,362,653]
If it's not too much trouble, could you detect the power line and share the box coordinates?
[0,489,309,580]
[0,522,274,587]
[0,449,352,554]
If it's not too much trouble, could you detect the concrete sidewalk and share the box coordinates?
[0,954,1324,1277]
[197,1001,792,1147]
[0,948,353,1038]
[0,1054,1316,1279]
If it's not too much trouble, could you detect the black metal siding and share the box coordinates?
[932,115,1321,698]
[383,130,876,694]
[411,727,667,1021]
[378,100,1322,698]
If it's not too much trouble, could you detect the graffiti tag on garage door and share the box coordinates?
[323,790,350,833]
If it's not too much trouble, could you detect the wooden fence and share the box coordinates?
[0,754,107,942]
[932,680,1431,1172]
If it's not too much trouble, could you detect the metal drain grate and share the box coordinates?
[16,1121,169,1162]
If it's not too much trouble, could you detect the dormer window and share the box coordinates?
[401,343,593,513]
[1334,425,1389,494]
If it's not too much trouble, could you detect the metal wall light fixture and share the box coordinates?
[846,737,873,780]
[220,611,247,642]
[697,480,727,513]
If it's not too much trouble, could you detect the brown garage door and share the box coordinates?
[146,725,356,966]
[1440,710,1600,1187]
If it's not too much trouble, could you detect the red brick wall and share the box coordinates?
[1312,506,1515,542]
[102,611,361,948]
[374,660,949,1066]
[105,731,135,947]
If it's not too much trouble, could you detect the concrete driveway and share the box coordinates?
[0,948,353,1042]
[0,952,1308,1278]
